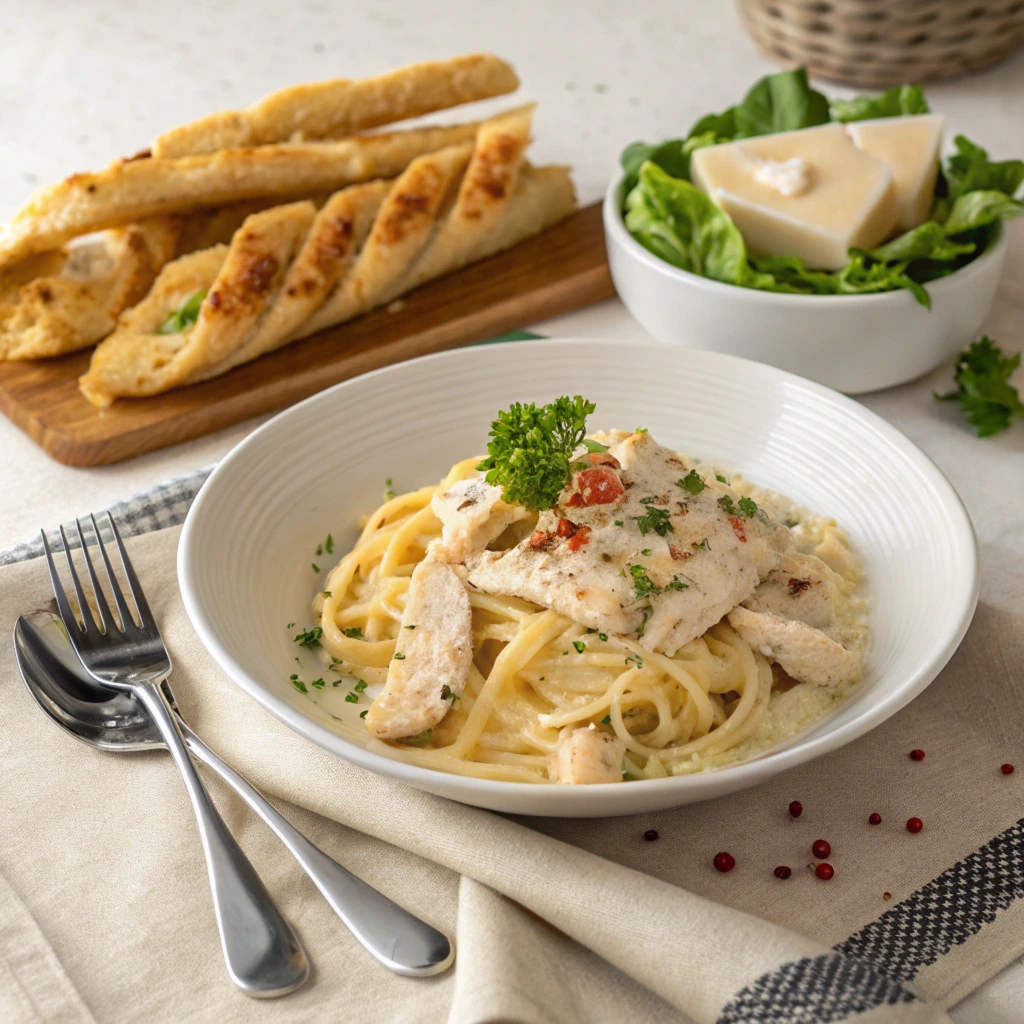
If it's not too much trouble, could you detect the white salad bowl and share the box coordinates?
[178,339,978,817]
[604,173,1007,394]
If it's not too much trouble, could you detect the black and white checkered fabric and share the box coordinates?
[0,467,212,567]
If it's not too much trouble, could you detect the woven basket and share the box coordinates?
[738,0,1024,87]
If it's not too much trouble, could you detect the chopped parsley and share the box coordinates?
[290,674,308,694]
[739,496,758,518]
[601,715,612,724]
[353,679,368,692]
[614,520,624,527]
[635,426,648,433]
[935,336,1024,437]
[310,677,325,690]
[677,469,706,495]
[293,626,323,649]
[404,624,416,630]
[715,473,729,484]
[440,684,460,703]
[625,652,644,670]
[403,729,433,747]
[342,627,364,640]
[322,590,332,598]
[324,533,334,554]
[311,562,320,573]
[286,622,296,629]
[572,640,587,654]
[344,692,360,703]
[384,478,396,500]
[598,632,608,642]
[718,494,758,519]
[628,564,660,601]
[392,651,406,660]
[632,505,674,537]
[663,579,688,592]
[697,539,709,551]
[641,548,651,555]
[476,396,596,511]
[637,609,649,637]
[359,709,368,719]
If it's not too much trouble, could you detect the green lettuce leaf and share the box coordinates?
[620,139,690,195]
[943,135,1024,202]
[624,162,751,285]
[942,189,1024,235]
[869,221,976,262]
[830,84,929,122]
[731,68,830,138]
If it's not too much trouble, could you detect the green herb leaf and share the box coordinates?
[738,496,758,518]
[290,675,308,694]
[156,289,207,335]
[354,679,368,692]
[944,135,1024,203]
[311,563,320,573]
[403,729,433,747]
[732,67,830,138]
[476,396,596,511]
[344,692,360,703]
[601,714,612,724]
[342,627,364,639]
[310,678,325,690]
[324,533,334,554]
[392,651,406,660]
[322,591,332,598]
[943,190,1024,235]
[359,709,368,719]
[293,626,322,649]
[632,505,674,537]
[677,469,706,495]
[440,684,460,703]
[572,640,587,654]
[935,336,1024,437]
[598,632,608,642]
[830,84,929,122]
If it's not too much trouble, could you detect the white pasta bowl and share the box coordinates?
[178,339,978,817]
[603,173,1008,395]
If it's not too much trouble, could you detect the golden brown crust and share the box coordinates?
[79,107,575,407]
[0,218,180,360]
[0,122,481,270]
[151,54,518,158]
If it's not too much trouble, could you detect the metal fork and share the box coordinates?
[42,512,309,998]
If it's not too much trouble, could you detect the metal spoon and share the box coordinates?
[14,608,454,978]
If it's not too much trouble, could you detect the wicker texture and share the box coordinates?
[738,0,1024,87]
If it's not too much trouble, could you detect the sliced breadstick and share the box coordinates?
[80,110,575,407]
[153,54,518,158]
[0,218,180,359]
[0,122,480,270]
[79,246,228,406]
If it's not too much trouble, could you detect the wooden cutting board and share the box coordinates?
[0,202,614,467]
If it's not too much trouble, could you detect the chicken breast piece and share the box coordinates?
[727,606,861,688]
[469,432,792,654]
[431,476,530,563]
[549,725,625,785]
[741,551,847,630]
[364,558,473,741]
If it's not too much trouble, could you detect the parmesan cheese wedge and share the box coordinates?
[846,114,945,233]
[690,122,897,270]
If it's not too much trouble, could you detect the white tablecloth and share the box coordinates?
[2,2,1022,1019]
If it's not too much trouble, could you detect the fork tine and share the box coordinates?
[103,512,154,628]
[40,529,85,639]
[75,518,115,633]
[58,524,99,635]
[89,513,137,632]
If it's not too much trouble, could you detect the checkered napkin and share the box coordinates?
[6,468,1023,1024]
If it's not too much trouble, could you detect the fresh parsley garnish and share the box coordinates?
[286,622,296,629]
[359,709,368,719]
[440,684,460,703]
[572,640,587,654]
[344,692,359,703]
[614,520,624,527]
[311,562,320,573]
[632,505,674,536]
[322,590,332,598]
[628,564,660,601]
[476,396,596,511]
[641,548,652,555]
[392,652,406,660]
[663,579,688,592]
[290,674,308,694]
[324,533,334,554]
[405,624,416,630]
[384,478,396,501]
[718,494,759,519]
[342,627,364,639]
[310,677,326,690]
[625,653,644,670]
[601,715,612,724]
[936,336,1024,438]
[677,469,706,495]
[739,496,758,517]
[715,473,729,484]
[598,632,608,642]
[293,626,322,649]
[157,288,207,335]
[354,679,368,692]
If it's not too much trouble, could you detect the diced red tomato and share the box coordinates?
[527,529,554,549]
[556,518,577,538]
[584,452,621,469]
[571,466,625,506]
[567,525,591,552]
[727,515,747,542]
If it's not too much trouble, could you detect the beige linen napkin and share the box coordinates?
[3,523,1021,1023]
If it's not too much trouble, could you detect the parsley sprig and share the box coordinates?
[936,337,1024,438]
[477,396,596,511]
[632,504,674,536]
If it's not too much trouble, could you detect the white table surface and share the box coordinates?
[2,2,1022,1019]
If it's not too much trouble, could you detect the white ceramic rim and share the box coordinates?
[603,171,1008,308]
[178,339,980,801]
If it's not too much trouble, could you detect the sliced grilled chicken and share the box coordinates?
[468,432,792,654]
[431,476,530,563]
[727,605,861,688]
[741,551,848,630]
[363,558,473,741]
[549,725,625,784]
